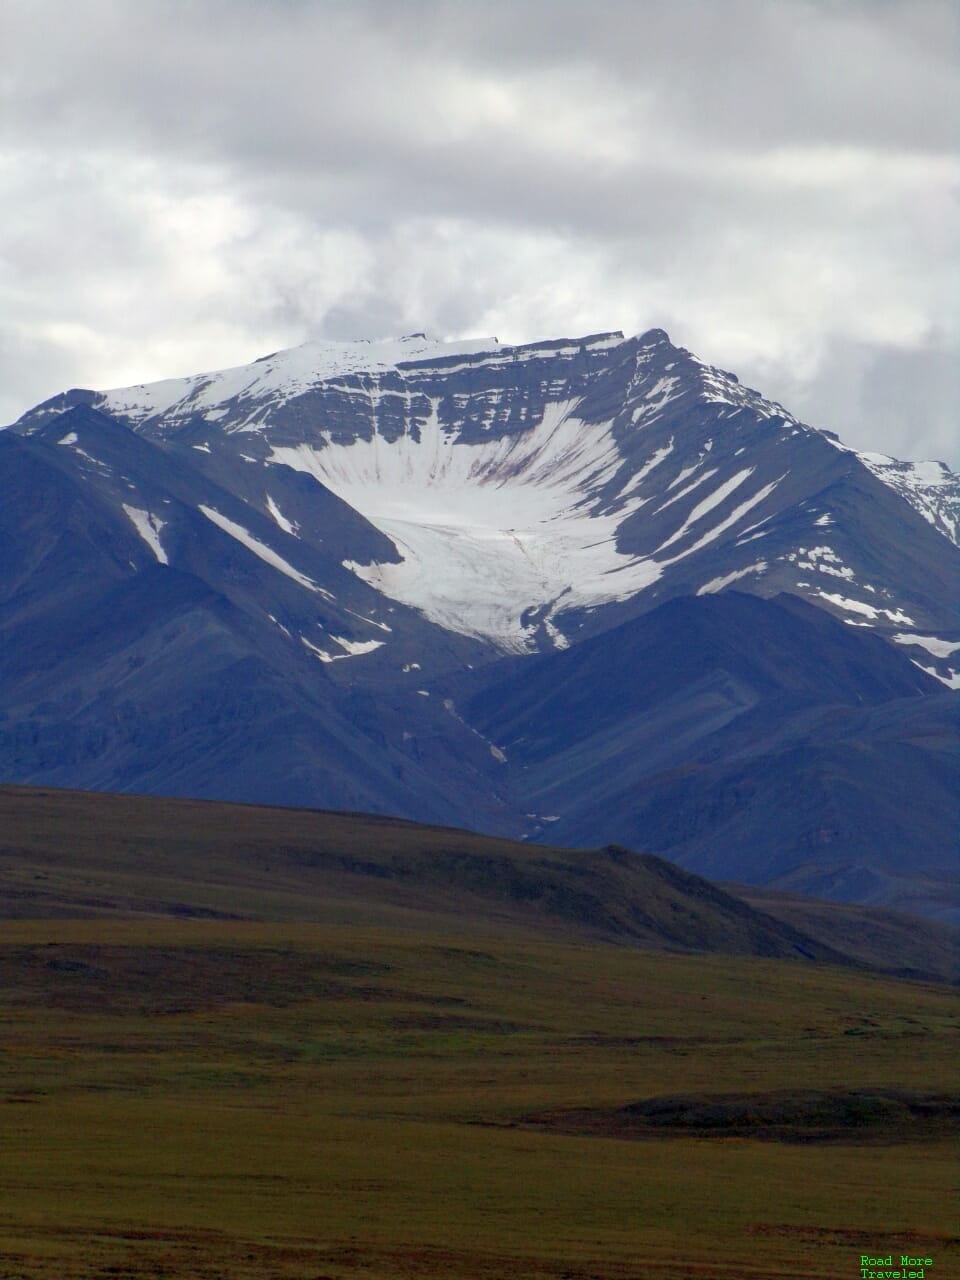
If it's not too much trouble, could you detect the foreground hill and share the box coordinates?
[1,785,955,981]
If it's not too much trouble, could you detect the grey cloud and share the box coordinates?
[713,331,960,470]
[790,337,960,463]
[316,299,411,344]
[4,2,955,166]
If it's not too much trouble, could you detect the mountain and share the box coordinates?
[4,330,958,917]
[459,591,957,915]
[14,330,960,657]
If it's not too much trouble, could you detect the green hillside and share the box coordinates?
[0,785,956,1279]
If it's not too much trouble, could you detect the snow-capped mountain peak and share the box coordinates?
[10,327,959,660]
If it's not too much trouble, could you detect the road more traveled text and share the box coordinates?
[860,1256,933,1279]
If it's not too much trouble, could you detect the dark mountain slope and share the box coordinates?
[0,429,145,615]
[582,722,959,899]
[458,592,958,917]
[462,591,936,758]
[0,561,512,828]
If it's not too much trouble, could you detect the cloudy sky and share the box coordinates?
[1,0,957,464]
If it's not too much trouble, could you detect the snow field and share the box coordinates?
[270,394,784,651]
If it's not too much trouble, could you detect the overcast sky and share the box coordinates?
[1,0,957,464]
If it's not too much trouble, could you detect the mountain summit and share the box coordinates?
[15,329,959,658]
[4,328,959,918]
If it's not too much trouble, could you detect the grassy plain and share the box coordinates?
[0,917,957,1280]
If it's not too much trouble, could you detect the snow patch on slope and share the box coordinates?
[122,505,168,565]
[892,633,960,658]
[301,634,384,663]
[911,662,960,689]
[330,635,384,657]
[265,494,298,535]
[787,546,855,581]
[620,439,674,496]
[656,469,754,552]
[697,561,768,595]
[656,466,717,513]
[199,505,330,596]
[817,591,915,625]
[658,477,783,562]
